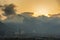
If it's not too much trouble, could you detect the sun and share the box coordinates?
[32,6,50,17]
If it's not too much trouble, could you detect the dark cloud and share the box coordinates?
[1,12,60,37]
[0,22,8,36]
[2,4,16,16]
[21,12,34,18]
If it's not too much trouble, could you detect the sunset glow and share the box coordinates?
[0,0,60,20]
[32,6,50,17]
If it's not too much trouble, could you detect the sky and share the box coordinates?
[0,0,60,17]
[0,0,60,37]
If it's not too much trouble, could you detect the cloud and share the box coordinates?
[1,12,60,37]
[2,4,16,16]
[2,12,33,26]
